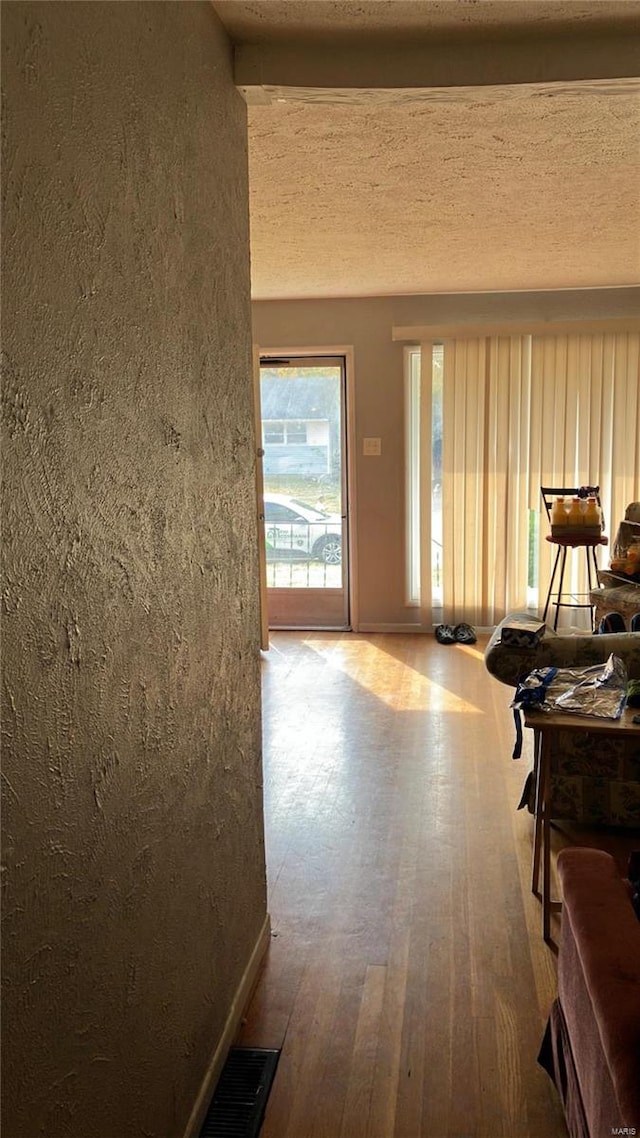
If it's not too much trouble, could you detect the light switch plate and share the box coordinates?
[363,437,381,456]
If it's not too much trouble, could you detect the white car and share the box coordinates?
[263,494,342,565]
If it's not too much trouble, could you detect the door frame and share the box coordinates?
[256,345,358,634]
[252,346,269,650]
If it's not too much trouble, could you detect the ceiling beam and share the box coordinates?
[236,32,640,104]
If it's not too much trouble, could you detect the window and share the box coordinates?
[405,349,420,606]
[264,502,298,523]
[405,345,443,609]
[262,420,308,445]
[286,421,307,444]
[264,421,285,445]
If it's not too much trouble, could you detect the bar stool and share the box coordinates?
[540,486,608,630]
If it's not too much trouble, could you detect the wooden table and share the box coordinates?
[523,705,640,942]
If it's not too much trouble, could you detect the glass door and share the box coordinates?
[259,355,350,630]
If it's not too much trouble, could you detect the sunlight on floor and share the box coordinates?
[306,635,486,714]
[454,642,486,662]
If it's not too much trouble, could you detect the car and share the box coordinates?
[262,494,342,565]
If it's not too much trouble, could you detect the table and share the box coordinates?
[523,705,640,942]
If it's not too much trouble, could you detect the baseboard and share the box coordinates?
[183,912,271,1138]
[357,622,426,633]
[357,622,496,635]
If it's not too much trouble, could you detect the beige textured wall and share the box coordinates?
[1,4,266,1136]
[252,288,640,628]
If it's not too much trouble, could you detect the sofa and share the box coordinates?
[485,614,640,827]
[485,613,640,690]
[538,848,640,1138]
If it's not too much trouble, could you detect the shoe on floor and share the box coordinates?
[435,624,456,644]
[454,623,477,644]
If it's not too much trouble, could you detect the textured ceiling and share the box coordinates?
[213,2,640,299]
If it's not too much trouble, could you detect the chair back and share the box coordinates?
[541,486,602,523]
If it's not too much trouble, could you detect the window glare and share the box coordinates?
[406,350,421,605]
[406,346,443,610]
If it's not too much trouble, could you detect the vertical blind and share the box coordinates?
[421,330,640,626]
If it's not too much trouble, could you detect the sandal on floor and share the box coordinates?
[454,623,477,644]
[435,624,456,644]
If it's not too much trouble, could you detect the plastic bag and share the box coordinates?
[511,665,558,711]
[512,653,627,720]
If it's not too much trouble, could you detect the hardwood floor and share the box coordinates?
[238,632,636,1138]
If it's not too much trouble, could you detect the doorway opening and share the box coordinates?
[259,355,350,630]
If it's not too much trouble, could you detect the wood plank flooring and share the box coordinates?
[238,632,637,1138]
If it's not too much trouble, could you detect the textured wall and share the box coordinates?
[215,1,640,38]
[1,4,266,1136]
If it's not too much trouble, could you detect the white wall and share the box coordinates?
[253,288,640,628]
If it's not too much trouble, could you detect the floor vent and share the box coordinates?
[199,1047,280,1138]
